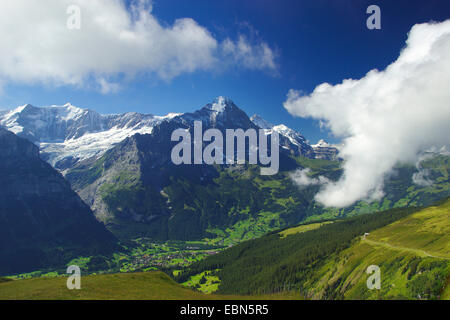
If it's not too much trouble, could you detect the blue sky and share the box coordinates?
[1,0,449,144]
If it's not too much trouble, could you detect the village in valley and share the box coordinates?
[116,239,222,273]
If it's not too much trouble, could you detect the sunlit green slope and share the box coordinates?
[0,271,302,300]
[305,198,449,300]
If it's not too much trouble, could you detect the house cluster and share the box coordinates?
[130,250,220,269]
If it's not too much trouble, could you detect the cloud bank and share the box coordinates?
[0,0,277,92]
[284,20,450,207]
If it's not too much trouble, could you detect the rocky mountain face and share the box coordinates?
[66,121,190,227]
[0,128,116,275]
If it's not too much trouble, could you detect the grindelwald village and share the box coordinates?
[0,0,449,317]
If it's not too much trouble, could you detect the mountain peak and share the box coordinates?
[15,104,35,113]
[273,124,290,131]
[62,102,79,109]
[312,139,332,148]
[214,95,234,105]
[206,96,236,113]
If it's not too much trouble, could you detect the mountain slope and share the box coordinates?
[178,199,449,299]
[0,128,117,275]
[303,198,450,299]
[0,271,302,300]
[65,120,222,240]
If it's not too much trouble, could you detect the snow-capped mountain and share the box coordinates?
[250,114,314,157]
[176,97,315,157]
[311,139,332,148]
[0,103,180,170]
[250,114,341,160]
[311,139,340,160]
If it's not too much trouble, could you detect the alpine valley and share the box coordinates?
[0,97,448,300]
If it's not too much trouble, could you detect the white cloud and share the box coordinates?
[0,0,276,91]
[98,78,120,94]
[289,168,330,188]
[412,169,433,187]
[222,35,278,72]
[284,20,450,208]
[412,153,434,187]
[412,148,449,187]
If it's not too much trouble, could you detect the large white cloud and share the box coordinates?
[284,20,450,208]
[0,0,276,91]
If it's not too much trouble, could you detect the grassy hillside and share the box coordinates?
[304,198,450,300]
[0,271,302,300]
[178,199,449,299]
[279,221,333,238]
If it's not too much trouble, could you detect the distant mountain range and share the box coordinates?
[0,97,338,171]
[0,102,180,170]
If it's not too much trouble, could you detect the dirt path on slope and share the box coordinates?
[362,238,450,260]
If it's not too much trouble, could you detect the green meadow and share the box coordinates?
[302,199,450,299]
[0,272,302,300]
